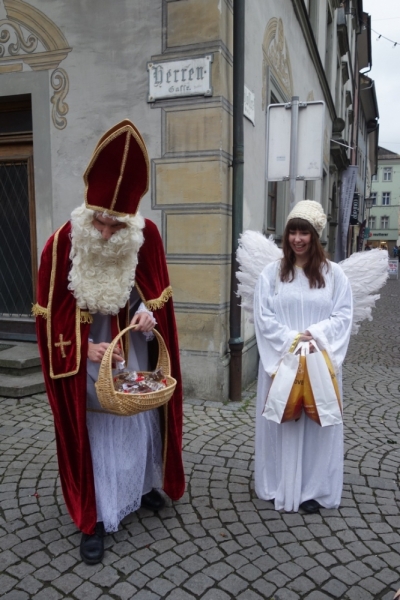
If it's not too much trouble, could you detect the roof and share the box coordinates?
[378,146,400,159]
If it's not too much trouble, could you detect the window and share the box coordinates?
[382,192,390,206]
[266,182,277,231]
[265,93,279,232]
[309,0,319,42]
[325,5,333,82]
[305,180,315,200]
[381,216,389,229]
[368,216,376,229]
[383,167,392,182]
[370,192,377,206]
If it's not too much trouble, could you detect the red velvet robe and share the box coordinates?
[35,219,185,534]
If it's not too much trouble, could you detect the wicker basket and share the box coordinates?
[95,324,177,416]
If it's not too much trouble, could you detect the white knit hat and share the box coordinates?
[286,200,327,237]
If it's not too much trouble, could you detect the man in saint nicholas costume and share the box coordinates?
[34,120,185,564]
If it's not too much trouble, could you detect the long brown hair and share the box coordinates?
[281,217,329,288]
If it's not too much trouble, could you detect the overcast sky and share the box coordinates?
[362,0,400,155]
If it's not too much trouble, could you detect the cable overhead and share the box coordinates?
[372,28,400,47]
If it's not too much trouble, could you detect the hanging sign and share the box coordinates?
[350,193,360,225]
[266,101,325,181]
[339,165,358,257]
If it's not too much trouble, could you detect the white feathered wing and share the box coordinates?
[236,230,282,321]
[339,248,388,334]
[236,230,389,334]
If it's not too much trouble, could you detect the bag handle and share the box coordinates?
[294,340,323,355]
[293,340,309,355]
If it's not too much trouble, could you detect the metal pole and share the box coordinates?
[288,96,299,210]
[229,0,245,402]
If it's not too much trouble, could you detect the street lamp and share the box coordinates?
[365,197,373,226]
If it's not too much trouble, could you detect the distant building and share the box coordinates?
[368,147,400,254]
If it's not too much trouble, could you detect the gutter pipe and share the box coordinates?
[229,0,245,402]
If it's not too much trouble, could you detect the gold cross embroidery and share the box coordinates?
[55,334,72,358]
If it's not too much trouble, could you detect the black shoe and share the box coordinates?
[300,499,321,514]
[141,489,165,511]
[80,521,105,565]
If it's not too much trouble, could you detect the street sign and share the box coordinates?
[244,85,255,125]
[147,55,213,102]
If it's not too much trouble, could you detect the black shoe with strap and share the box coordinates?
[141,489,165,511]
[80,521,105,565]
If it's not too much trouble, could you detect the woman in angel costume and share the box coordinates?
[237,200,388,514]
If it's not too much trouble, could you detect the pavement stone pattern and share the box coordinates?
[1,276,400,599]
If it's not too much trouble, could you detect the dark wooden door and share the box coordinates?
[0,137,37,340]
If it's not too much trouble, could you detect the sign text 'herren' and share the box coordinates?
[147,55,213,102]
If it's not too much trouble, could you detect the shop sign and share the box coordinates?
[370,232,388,237]
[338,165,358,259]
[350,193,359,225]
[147,55,213,102]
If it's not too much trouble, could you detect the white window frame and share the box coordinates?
[381,216,389,230]
[370,192,377,206]
[382,192,391,206]
[369,215,376,229]
[383,167,392,182]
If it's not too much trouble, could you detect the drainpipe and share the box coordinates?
[229,0,245,402]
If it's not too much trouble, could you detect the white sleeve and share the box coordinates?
[307,263,353,372]
[254,264,299,377]
[135,302,157,341]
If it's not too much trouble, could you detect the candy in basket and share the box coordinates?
[114,367,169,394]
[95,325,177,416]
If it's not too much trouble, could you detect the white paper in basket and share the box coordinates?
[261,342,307,423]
[306,345,342,427]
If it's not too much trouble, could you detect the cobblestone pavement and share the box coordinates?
[1,277,400,600]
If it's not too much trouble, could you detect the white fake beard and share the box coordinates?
[68,205,145,315]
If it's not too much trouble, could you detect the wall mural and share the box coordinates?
[262,17,293,111]
[0,0,71,129]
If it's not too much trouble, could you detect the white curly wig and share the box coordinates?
[68,204,145,314]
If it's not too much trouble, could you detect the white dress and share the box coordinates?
[254,260,353,512]
[85,289,162,533]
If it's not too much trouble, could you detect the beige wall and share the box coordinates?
[151,0,235,399]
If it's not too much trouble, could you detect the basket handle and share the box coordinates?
[97,325,171,387]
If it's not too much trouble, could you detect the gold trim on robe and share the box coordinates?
[33,303,93,325]
[136,284,173,311]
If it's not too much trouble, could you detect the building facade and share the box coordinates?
[368,147,400,254]
[0,0,378,400]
